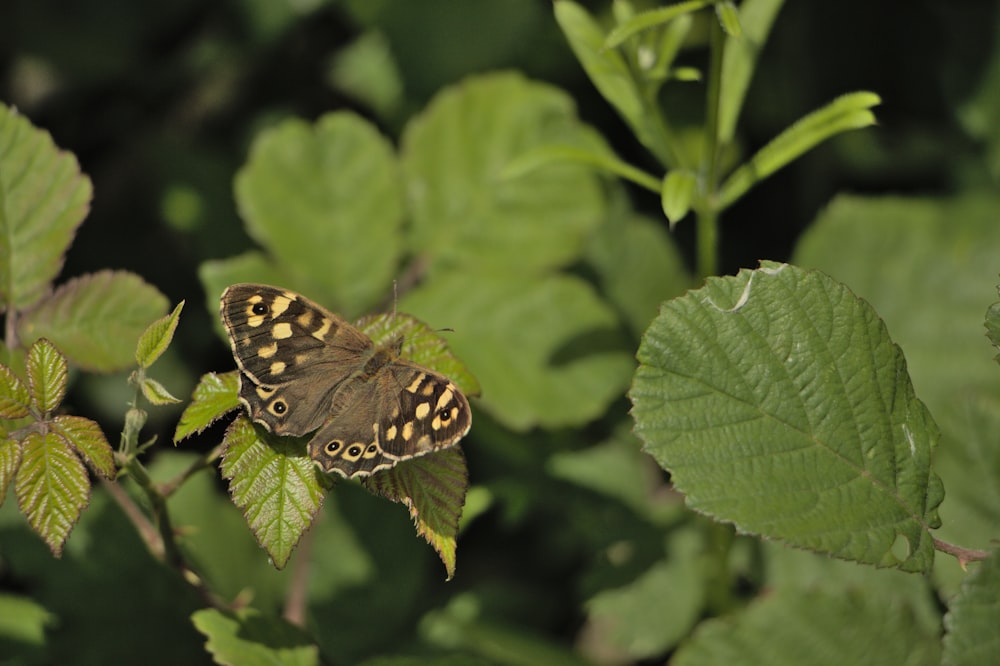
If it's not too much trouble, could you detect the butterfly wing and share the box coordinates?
[308,360,472,478]
[221,284,373,435]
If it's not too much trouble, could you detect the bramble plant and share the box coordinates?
[1,1,998,664]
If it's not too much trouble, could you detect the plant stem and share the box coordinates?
[694,17,728,279]
[283,523,316,628]
[933,538,992,568]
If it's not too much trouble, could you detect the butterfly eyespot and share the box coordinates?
[366,444,377,453]
[326,440,342,453]
[271,400,287,415]
[348,445,362,457]
[252,303,268,315]
[439,410,451,422]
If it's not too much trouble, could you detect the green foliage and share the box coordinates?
[191,608,320,666]
[943,548,1000,666]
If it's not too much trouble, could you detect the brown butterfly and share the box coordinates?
[221,284,471,478]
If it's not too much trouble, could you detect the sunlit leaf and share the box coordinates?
[174,371,241,443]
[0,437,22,505]
[15,431,90,556]
[191,607,319,666]
[140,377,182,406]
[51,415,114,479]
[364,447,468,580]
[17,270,169,372]
[135,300,184,369]
[0,104,92,310]
[661,168,697,226]
[220,416,326,569]
[25,338,67,415]
[0,363,30,419]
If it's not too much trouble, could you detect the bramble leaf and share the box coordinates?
[191,607,319,666]
[174,371,241,443]
[0,363,30,419]
[135,300,184,369]
[25,338,67,415]
[51,415,114,479]
[942,548,1000,666]
[140,377,182,406]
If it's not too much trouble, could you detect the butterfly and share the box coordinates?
[220,284,471,478]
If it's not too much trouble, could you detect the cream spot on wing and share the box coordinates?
[414,402,431,420]
[312,317,332,341]
[385,424,397,441]
[258,342,278,359]
[416,434,432,450]
[435,386,455,411]
[270,361,286,375]
[255,386,275,398]
[405,374,425,393]
[421,382,435,396]
[297,310,314,328]
[272,322,293,339]
[271,295,293,317]
[402,421,414,441]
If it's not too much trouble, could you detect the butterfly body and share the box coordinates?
[221,284,471,478]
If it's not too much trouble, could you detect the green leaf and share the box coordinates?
[0,437,22,505]
[0,593,55,653]
[717,0,786,144]
[234,112,402,317]
[191,607,319,666]
[715,1,742,36]
[604,1,715,48]
[15,431,90,556]
[586,212,693,339]
[672,587,940,666]
[135,300,184,369]
[401,71,605,275]
[51,415,114,479]
[25,338,67,415]
[17,270,169,372]
[0,104,92,310]
[583,529,704,660]
[220,416,326,569]
[661,168,697,226]
[719,92,880,208]
[631,262,943,572]
[140,377,182,406]
[0,363,30,419]
[942,549,1000,666]
[986,301,1000,360]
[174,371,241,443]
[364,447,468,580]
[555,2,647,156]
[403,271,634,431]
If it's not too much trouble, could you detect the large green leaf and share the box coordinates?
[942,549,1000,666]
[403,270,633,431]
[671,587,940,666]
[0,104,92,310]
[15,431,90,556]
[174,371,241,443]
[17,270,169,372]
[234,112,403,317]
[400,71,605,275]
[220,416,326,569]
[631,262,943,572]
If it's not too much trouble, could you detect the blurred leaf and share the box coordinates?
[715,1,742,37]
[0,363,30,419]
[174,371,241,443]
[140,377,182,406]
[582,529,705,660]
[191,608,319,666]
[586,212,691,339]
[795,194,1000,418]
[719,92,880,208]
[220,416,326,569]
[631,262,943,572]
[17,270,169,372]
[135,300,184,369]
[0,104,92,310]
[401,71,605,275]
[364,447,468,580]
[326,30,403,119]
[234,112,402,317]
[986,301,1000,360]
[661,168,697,226]
[51,415,114,479]
[25,338,67,414]
[15,431,90,556]
[717,0,785,144]
[0,593,55,660]
[403,271,633,431]
[605,1,714,48]
[672,587,940,665]
[0,438,22,505]
[942,549,1000,666]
